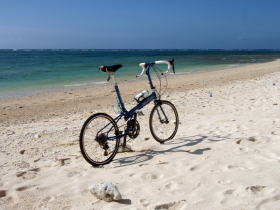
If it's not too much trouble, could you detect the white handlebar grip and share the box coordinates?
[154,60,172,70]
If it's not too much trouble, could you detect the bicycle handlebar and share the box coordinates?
[137,59,175,77]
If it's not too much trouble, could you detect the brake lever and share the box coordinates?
[169,59,175,74]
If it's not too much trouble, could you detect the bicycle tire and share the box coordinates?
[149,100,179,143]
[79,113,120,166]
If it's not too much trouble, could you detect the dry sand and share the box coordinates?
[1,60,280,209]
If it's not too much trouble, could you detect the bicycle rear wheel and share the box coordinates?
[79,113,120,166]
[149,100,179,143]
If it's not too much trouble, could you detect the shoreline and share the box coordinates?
[0,60,266,100]
[1,59,280,126]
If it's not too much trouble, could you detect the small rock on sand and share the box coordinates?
[236,139,242,144]
[16,186,30,191]
[6,130,15,136]
[58,158,71,166]
[248,136,256,142]
[34,134,41,139]
[246,185,266,193]
[16,171,26,177]
[89,182,122,202]
[154,200,186,210]
[0,190,6,198]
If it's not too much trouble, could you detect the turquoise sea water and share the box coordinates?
[1,49,280,98]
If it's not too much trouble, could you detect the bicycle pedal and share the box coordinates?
[137,111,144,116]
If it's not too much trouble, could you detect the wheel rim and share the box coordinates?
[81,115,118,164]
[150,102,178,142]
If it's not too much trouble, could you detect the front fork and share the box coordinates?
[154,100,169,123]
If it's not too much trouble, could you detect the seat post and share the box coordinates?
[112,73,126,113]
[111,73,117,85]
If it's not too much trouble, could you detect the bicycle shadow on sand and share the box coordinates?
[112,134,236,168]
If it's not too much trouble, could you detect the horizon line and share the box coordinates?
[1,48,280,51]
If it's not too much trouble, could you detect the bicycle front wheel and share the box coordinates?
[79,113,120,166]
[149,100,179,143]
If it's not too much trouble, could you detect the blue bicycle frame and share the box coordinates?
[105,62,159,140]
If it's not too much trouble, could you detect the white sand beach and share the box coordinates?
[1,60,280,209]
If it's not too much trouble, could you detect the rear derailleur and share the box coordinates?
[96,133,110,156]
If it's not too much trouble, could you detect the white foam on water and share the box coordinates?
[228,64,241,68]
[63,81,108,87]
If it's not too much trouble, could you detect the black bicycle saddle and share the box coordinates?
[99,64,122,73]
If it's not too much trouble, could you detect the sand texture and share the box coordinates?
[1,60,280,209]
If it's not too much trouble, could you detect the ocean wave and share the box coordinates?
[227,64,241,68]
[64,81,107,87]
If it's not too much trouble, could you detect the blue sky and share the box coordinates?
[0,0,279,49]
